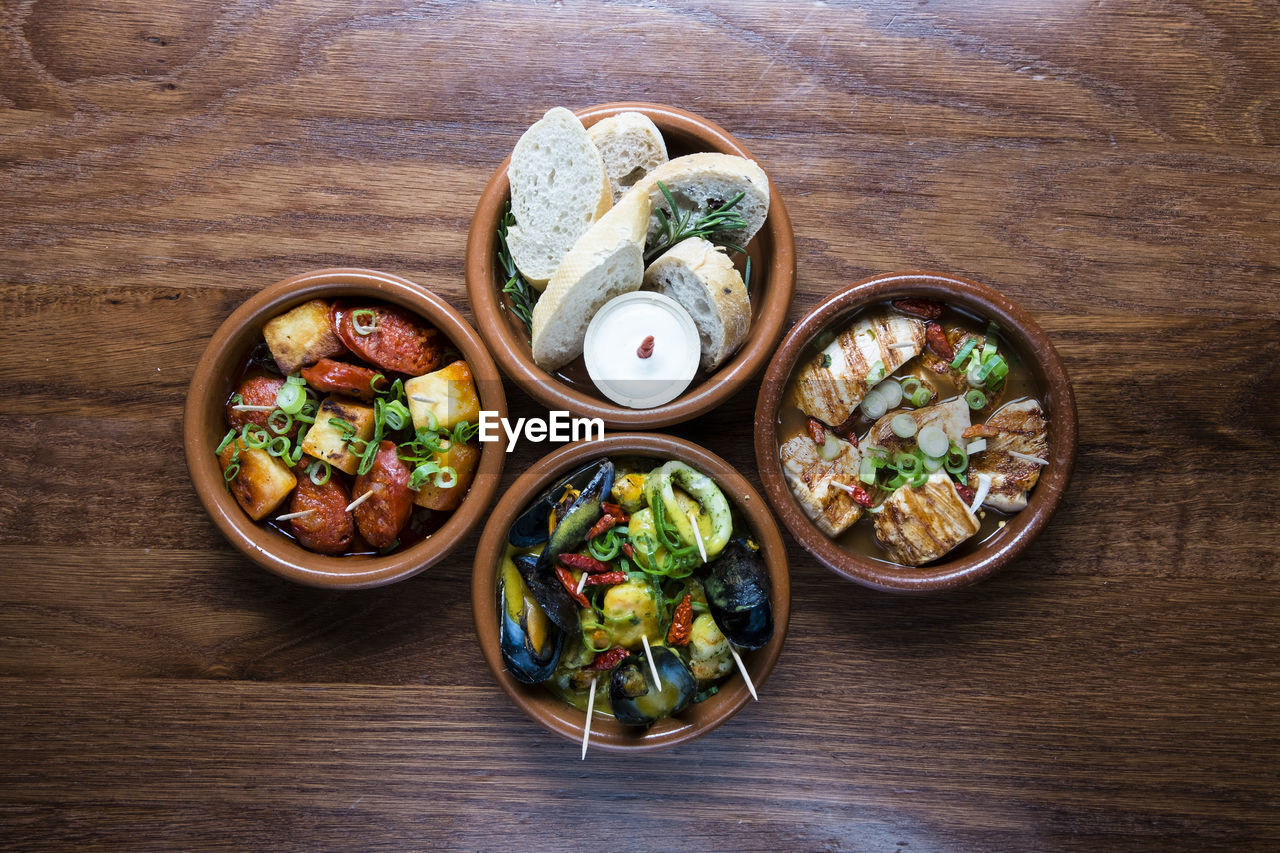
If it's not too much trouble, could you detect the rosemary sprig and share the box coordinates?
[644,181,749,263]
[497,201,537,335]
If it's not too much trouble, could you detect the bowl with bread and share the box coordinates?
[184,268,508,589]
[753,271,1077,594]
[466,102,795,428]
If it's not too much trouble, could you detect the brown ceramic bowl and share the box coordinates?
[465,102,796,429]
[755,271,1077,594]
[472,433,790,752]
[184,268,507,589]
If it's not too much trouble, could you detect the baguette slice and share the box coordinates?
[643,237,750,371]
[631,153,770,250]
[531,189,652,371]
[507,107,613,288]
[587,112,669,203]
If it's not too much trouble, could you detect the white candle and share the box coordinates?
[583,292,700,409]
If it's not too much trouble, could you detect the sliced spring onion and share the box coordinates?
[974,353,1006,384]
[352,308,378,336]
[910,387,932,407]
[433,466,458,489]
[966,438,988,455]
[860,389,888,420]
[967,358,986,387]
[945,443,969,475]
[819,432,844,461]
[267,436,291,457]
[1009,450,1050,466]
[267,409,293,435]
[965,389,988,410]
[950,338,978,369]
[409,461,441,491]
[922,454,945,472]
[900,377,922,398]
[890,413,917,438]
[286,443,305,466]
[874,379,903,409]
[909,470,928,488]
[893,452,920,476]
[917,425,949,458]
[969,472,993,512]
[865,359,885,384]
[886,473,907,490]
[275,382,305,415]
[859,456,878,485]
[215,429,237,455]
[308,460,332,486]
[981,341,997,362]
[370,373,388,394]
[864,446,890,467]
[383,400,412,432]
[241,425,269,449]
[222,463,240,482]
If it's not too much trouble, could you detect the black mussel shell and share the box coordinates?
[499,566,564,684]
[608,647,697,727]
[533,460,614,574]
[511,553,579,635]
[508,460,613,548]
[704,539,774,650]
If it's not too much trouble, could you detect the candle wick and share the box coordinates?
[637,335,655,359]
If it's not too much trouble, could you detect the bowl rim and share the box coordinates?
[183,267,508,589]
[753,270,1078,594]
[464,101,796,430]
[471,432,791,752]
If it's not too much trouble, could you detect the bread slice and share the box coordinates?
[531,188,652,371]
[631,153,770,250]
[643,237,750,371]
[587,112,669,203]
[507,107,613,289]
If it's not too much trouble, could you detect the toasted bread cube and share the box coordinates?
[412,440,481,511]
[301,396,375,475]
[263,299,346,374]
[405,360,481,432]
[219,440,297,521]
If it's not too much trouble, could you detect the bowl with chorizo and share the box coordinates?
[185,268,507,589]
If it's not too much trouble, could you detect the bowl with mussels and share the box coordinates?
[472,433,790,752]
[755,271,1077,594]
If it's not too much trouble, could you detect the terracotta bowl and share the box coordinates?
[465,102,796,429]
[754,271,1077,594]
[184,268,507,589]
[471,433,790,752]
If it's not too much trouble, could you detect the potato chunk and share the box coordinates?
[219,440,297,521]
[411,440,480,511]
[300,396,375,475]
[405,360,481,432]
[263,299,346,374]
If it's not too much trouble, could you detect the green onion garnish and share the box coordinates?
[890,414,917,439]
[215,429,237,455]
[267,436,291,457]
[241,425,269,449]
[433,466,458,489]
[965,389,987,410]
[917,425,949,458]
[910,387,932,407]
[308,460,331,486]
[222,462,240,482]
[944,443,969,475]
[859,456,878,485]
[267,409,293,435]
[950,338,978,369]
[900,377,922,398]
[893,452,921,476]
[352,309,377,336]
[275,382,305,415]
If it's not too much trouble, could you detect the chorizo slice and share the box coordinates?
[288,468,355,555]
[227,375,286,432]
[300,358,384,402]
[351,440,413,549]
[332,303,445,376]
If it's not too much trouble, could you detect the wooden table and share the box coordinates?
[3,1,1277,849]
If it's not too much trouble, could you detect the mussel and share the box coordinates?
[499,558,564,684]
[703,538,774,650]
[508,460,614,548]
[511,553,579,635]
[531,459,613,576]
[608,646,697,726]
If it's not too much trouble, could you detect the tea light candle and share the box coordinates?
[584,292,700,409]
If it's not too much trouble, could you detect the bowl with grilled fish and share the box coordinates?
[754,271,1077,594]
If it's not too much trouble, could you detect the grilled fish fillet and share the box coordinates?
[866,397,972,455]
[873,471,980,566]
[791,311,925,426]
[968,398,1048,512]
[779,434,864,536]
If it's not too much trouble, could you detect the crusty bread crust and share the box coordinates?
[507,107,613,288]
[630,153,770,249]
[643,237,750,371]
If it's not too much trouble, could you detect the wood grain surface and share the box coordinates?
[2,0,1278,849]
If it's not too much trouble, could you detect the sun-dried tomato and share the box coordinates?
[891,298,944,320]
[842,483,875,508]
[954,482,976,504]
[925,322,954,361]
[622,543,634,559]
[555,565,590,608]
[583,647,629,672]
[600,502,630,522]
[666,593,693,646]
[807,417,826,445]
[582,571,627,587]
[558,553,613,574]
